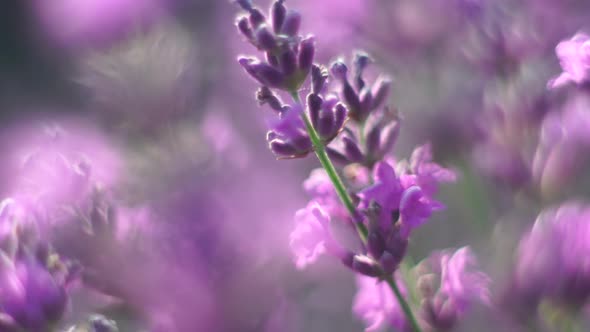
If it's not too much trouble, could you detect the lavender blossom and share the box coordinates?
[327,107,400,167]
[265,88,348,159]
[236,1,315,92]
[353,274,410,332]
[359,161,445,239]
[289,202,338,269]
[330,54,392,123]
[402,144,458,197]
[0,211,73,332]
[513,202,590,309]
[416,247,490,330]
[549,33,590,88]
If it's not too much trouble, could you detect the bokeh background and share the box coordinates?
[2,0,590,331]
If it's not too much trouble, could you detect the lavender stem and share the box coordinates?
[385,274,423,332]
[290,90,422,332]
[290,90,368,243]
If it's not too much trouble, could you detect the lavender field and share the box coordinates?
[1,0,590,331]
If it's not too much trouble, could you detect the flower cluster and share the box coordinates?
[549,33,590,88]
[234,1,482,331]
[353,247,489,332]
[0,199,75,332]
[511,203,590,312]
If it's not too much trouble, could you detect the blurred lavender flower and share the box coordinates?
[79,22,199,133]
[66,315,119,332]
[0,199,74,332]
[289,203,332,269]
[0,253,69,332]
[32,0,173,49]
[416,247,490,331]
[513,202,590,309]
[549,33,590,88]
[353,274,410,332]
[533,93,590,195]
[401,144,458,197]
[0,119,121,235]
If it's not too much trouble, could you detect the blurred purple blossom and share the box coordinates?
[353,274,409,332]
[514,202,590,309]
[417,247,490,330]
[549,33,590,88]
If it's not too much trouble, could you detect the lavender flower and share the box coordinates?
[549,33,590,88]
[289,202,346,269]
[236,0,314,92]
[0,220,72,332]
[359,161,445,239]
[416,247,490,330]
[302,169,348,220]
[264,82,348,159]
[330,54,392,123]
[326,107,400,168]
[402,144,458,197]
[353,274,410,332]
[513,202,590,309]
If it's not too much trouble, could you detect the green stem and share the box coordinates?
[385,275,423,332]
[290,90,421,332]
[291,91,368,243]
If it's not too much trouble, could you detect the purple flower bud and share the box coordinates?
[307,93,323,128]
[325,147,350,165]
[270,0,286,33]
[268,139,300,158]
[330,60,348,81]
[367,232,385,259]
[280,10,301,37]
[255,26,277,51]
[353,51,372,71]
[370,76,392,110]
[238,57,285,88]
[268,106,312,158]
[365,124,381,159]
[256,87,283,112]
[343,136,364,162]
[343,81,362,120]
[235,0,253,11]
[249,8,266,29]
[353,51,372,90]
[236,16,254,40]
[291,135,313,152]
[316,111,336,140]
[323,94,339,110]
[359,89,373,117]
[379,252,400,275]
[378,120,401,156]
[265,52,279,67]
[311,64,329,94]
[352,255,381,277]
[279,50,297,76]
[332,103,347,133]
[298,36,315,74]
